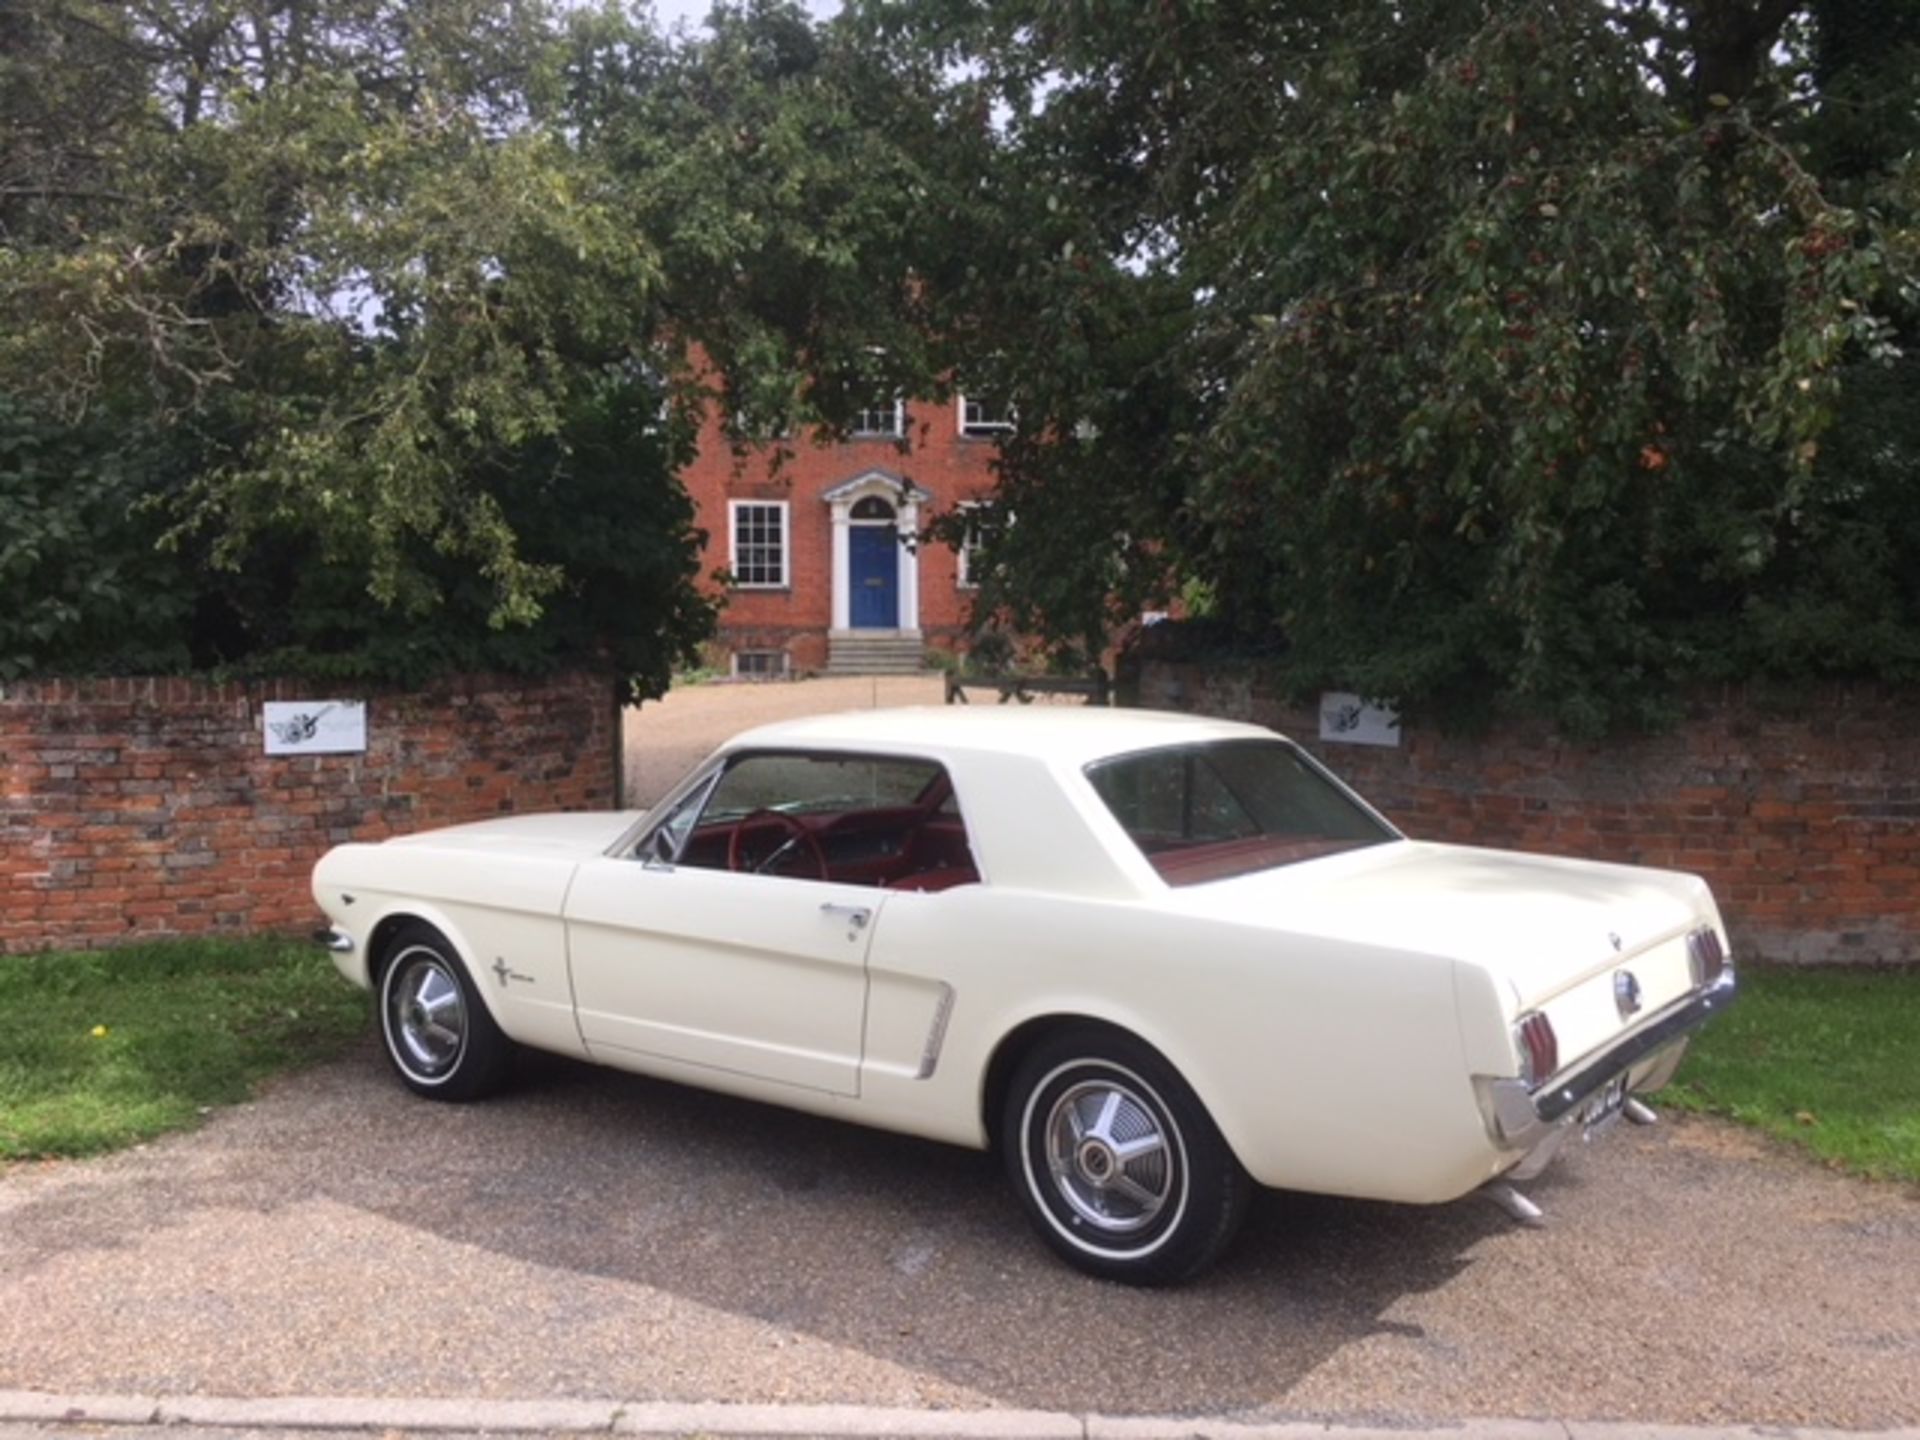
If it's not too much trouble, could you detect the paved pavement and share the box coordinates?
[622,676,947,808]
[2,1038,1916,1429]
[3,1408,1919,1440]
[8,1421,1920,1440]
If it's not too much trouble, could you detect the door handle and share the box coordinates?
[820,902,872,930]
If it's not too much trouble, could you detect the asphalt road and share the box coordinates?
[2,1036,1916,1427]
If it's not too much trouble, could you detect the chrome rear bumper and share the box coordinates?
[1485,966,1738,1149]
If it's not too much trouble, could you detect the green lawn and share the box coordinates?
[0,936,369,1160]
[1663,964,1920,1183]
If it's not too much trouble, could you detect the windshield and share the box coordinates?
[700,754,942,822]
[1086,739,1395,886]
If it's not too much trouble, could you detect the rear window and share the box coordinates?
[1086,740,1394,885]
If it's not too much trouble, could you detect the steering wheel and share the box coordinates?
[726,808,830,879]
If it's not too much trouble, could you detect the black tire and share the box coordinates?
[375,922,514,1102]
[1002,1026,1250,1286]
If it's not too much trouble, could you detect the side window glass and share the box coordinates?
[654,751,982,891]
[639,771,719,864]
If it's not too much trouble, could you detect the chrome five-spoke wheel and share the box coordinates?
[385,948,467,1079]
[376,922,513,1102]
[1004,1027,1250,1285]
[1043,1076,1177,1235]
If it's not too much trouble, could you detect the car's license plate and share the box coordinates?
[1581,1073,1630,1139]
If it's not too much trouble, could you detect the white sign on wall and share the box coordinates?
[263,700,368,756]
[1319,692,1401,748]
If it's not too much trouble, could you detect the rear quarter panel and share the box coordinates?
[860,885,1501,1204]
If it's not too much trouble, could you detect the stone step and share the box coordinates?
[826,657,926,671]
[829,639,925,652]
[827,634,927,675]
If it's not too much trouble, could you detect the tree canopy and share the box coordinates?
[859,0,1920,731]
[0,0,945,694]
[4,0,1916,727]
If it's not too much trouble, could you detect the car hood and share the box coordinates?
[383,811,643,858]
[1169,839,1711,1008]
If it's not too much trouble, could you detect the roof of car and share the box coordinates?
[719,705,1280,767]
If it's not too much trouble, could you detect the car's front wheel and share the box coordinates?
[1002,1027,1250,1285]
[376,923,513,1101]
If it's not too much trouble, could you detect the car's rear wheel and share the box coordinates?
[377,923,513,1101]
[1002,1027,1250,1285]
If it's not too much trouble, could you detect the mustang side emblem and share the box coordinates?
[1608,930,1623,953]
[1614,969,1643,1019]
[491,957,531,986]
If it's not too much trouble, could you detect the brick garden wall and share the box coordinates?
[0,671,618,955]
[1136,659,1920,966]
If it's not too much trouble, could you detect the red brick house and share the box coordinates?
[680,392,1010,676]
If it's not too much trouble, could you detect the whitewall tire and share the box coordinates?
[376,923,514,1102]
[1002,1027,1250,1285]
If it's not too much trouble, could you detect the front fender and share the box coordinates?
[310,844,586,1058]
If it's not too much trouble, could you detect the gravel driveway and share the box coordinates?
[2,1040,1915,1426]
[622,676,947,808]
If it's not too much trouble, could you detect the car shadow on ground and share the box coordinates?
[336,1042,1513,1411]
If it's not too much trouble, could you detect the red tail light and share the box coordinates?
[1515,1012,1558,1088]
[1687,926,1727,986]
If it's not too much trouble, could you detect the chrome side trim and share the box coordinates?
[1533,966,1737,1125]
[313,926,354,954]
[915,983,956,1080]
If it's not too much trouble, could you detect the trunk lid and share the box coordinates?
[1166,839,1712,1013]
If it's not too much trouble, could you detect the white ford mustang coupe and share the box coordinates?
[312,706,1736,1284]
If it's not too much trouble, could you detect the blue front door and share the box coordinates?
[849,525,898,629]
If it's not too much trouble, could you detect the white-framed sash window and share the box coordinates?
[729,500,790,588]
